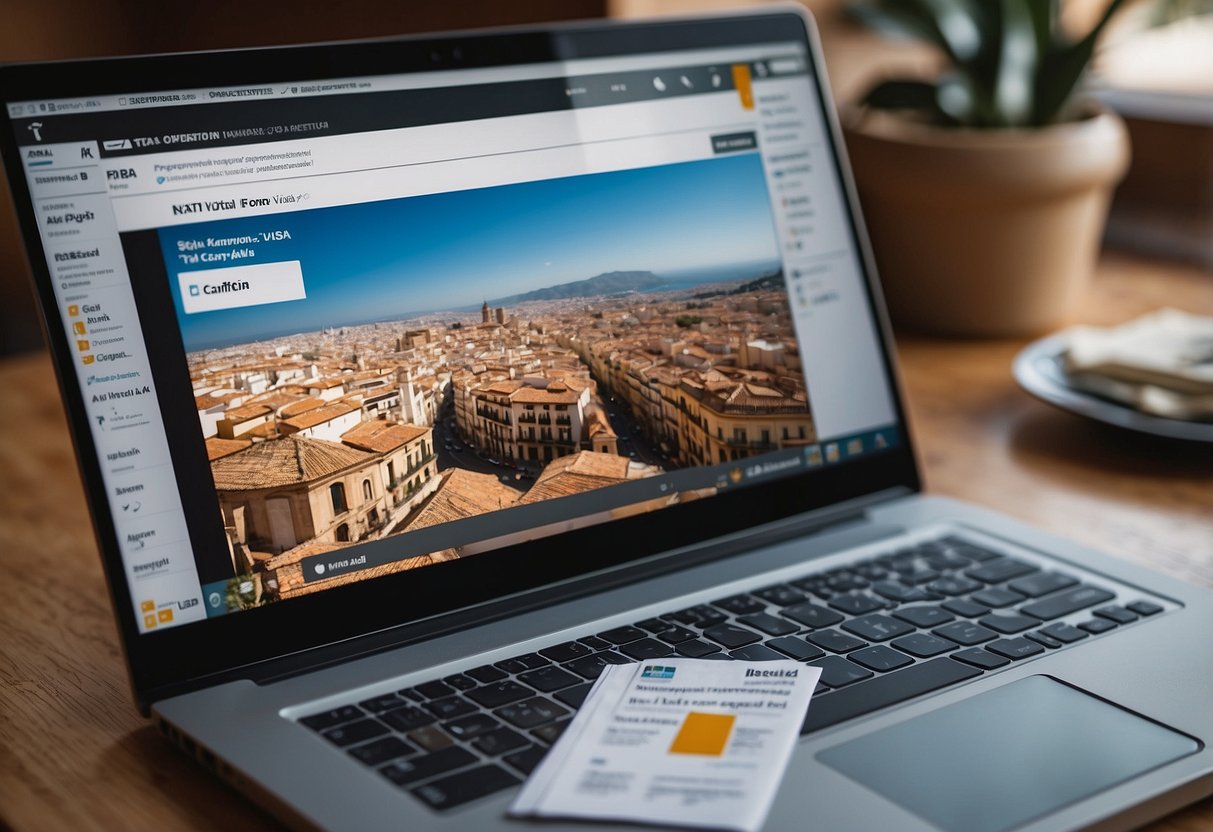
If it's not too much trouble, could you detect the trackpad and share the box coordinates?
[818,675,1198,832]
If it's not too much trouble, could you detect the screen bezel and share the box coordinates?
[0,8,921,707]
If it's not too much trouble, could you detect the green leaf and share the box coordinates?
[994,0,1039,126]
[1033,0,1128,124]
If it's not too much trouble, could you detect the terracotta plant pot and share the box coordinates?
[842,107,1131,337]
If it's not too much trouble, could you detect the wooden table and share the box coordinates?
[1,250,1211,831]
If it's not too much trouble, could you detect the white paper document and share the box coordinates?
[509,658,821,832]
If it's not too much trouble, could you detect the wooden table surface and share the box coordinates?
[1,249,1211,831]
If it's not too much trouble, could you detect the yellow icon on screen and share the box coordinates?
[144,614,157,629]
[140,599,154,612]
[82,355,94,365]
[732,64,753,110]
[76,339,90,351]
[72,321,86,335]
[68,304,79,316]
[158,608,173,623]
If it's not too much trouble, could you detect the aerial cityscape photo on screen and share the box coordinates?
[158,153,818,607]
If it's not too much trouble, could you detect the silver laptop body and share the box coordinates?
[2,8,1210,831]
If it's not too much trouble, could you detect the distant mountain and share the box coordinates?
[491,271,667,305]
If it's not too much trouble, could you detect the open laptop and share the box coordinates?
[2,8,1211,831]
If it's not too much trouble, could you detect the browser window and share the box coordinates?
[9,42,897,633]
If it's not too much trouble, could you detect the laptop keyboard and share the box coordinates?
[295,535,1166,812]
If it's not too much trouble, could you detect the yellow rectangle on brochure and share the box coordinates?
[669,711,735,756]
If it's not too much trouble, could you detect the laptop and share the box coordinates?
[2,8,1210,831]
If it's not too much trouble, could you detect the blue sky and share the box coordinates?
[160,153,781,351]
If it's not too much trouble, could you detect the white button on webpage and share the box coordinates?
[178,260,305,314]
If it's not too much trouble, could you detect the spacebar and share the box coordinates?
[801,658,982,734]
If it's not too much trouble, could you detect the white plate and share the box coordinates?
[1012,333,1213,443]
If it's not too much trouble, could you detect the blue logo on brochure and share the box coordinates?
[641,665,676,679]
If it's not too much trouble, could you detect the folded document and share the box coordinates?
[510,658,821,831]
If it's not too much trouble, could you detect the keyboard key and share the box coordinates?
[782,601,844,629]
[381,705,436,732]
[900,567,940,585]
[808,655,874,688]
[380,746,477,787]
[443,674,477,692]
[892,605,953,628]
[357,694,403,713]
[970,588,1026,608]
[578,635,612,650]
[655,624,698,644]
[827,573,870,591]
[986,637,1045,660]
[399,688,427,703]
[349,736,415,767]
[891,632,957,658]
[495,653,550,674]
[411,763,520,810]
[466,681,533,709]
[754,584,808,606]
[665,605,727,628]
[530,720,569,745]
[635,617,672,633]
[423,696,478,720]
[849,645,914,673]
[806,629,866,653]
[472,726,529,756]
[713,594,766,615]
[620,638,675,660]
[978,612,1040,635]
[1093,605,1138,625]
[766,636,826,662]
[966,557,1039,584]
[675,639,721,658]
[737,612,798,636]
[598,626,647,645]
[703,623,763,649]
[938,538,1000,561]
[323,718,388,747]
[941,599,990,618]
[842,614,913,643]
[1038,622,1089,643]
[517,666,581,692]
[539,641,594,663]
[414,680,455,700]
[554,682,595,709]
[870,581,928,603]
[951,648,1010,670]
[801,658,983,734]
[1008,572,1078,598]
[1079,618,1118,634]
[828,593,886,616]
[503,745,548,776]
[495,696,569,730]
[925,576,982,597]
[466,665,507,683]
[300,705,364,731]
[564,651,631,680]
[1126,600,1163,617]
[1025,631,1064,649]
[407,725,454,752]
[443,712,501,739]
[1020,586,1115,620]
[730,644,787,661]
[933,621,998,646]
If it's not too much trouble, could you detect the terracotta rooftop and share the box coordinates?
[519,450,656,504]
[308,378,347,390]
[278,396,325,418]
[221,403,273,422]
[210,436,375,490]
[401,468,520,533]
[205,436,252,461]
[279,401,358,431]
[341,421,429,454]
[510,385,581,405]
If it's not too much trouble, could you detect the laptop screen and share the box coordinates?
[5,22,900,637]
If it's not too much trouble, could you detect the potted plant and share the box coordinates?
[842,0,1132,336]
